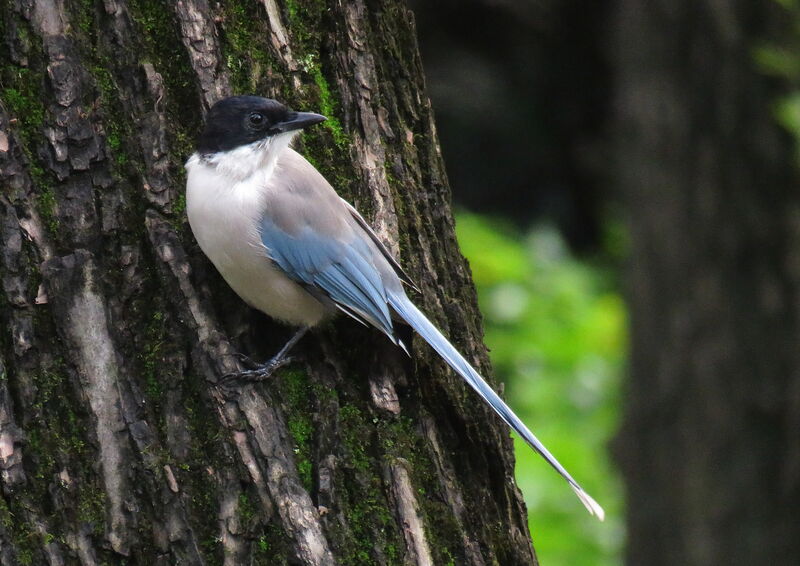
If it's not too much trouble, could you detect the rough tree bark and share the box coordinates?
[0,1,536,565]
[614,1,800,565]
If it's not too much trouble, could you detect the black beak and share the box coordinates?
[272,111,327,134]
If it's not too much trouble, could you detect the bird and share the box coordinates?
[185,95,604,520]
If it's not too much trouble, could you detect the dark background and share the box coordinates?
[410,0,611,250]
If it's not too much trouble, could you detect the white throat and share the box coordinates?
[186,131,297,183]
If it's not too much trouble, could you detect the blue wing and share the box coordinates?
[260,216,402,345]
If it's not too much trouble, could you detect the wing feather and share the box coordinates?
[340,199,419,292]
[260,217,399,343]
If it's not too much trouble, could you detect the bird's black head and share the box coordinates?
[196,96,326,154]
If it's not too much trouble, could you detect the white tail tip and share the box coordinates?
[571,485,605,521]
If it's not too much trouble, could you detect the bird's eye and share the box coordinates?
[248,112,266,127]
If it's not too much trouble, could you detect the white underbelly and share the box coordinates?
[185,158,328,327]
[213,242,327,326]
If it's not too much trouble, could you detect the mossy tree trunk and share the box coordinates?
[613,1,800,564]
[0,1,535,565]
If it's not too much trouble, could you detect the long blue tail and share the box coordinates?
[389,291,604,520]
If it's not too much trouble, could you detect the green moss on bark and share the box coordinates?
[1,54,58,235]
[218,1,278,94]
[280,368,315,491]
[0,496,38,565]
[332,404,401,565]
[128,0,202,207]
[181,371,227,562]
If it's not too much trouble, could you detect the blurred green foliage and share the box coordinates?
[455,212,626,566]
[753,0,800,163]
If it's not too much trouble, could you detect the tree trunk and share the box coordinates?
[0,1,536,564]
[613,1,800,565]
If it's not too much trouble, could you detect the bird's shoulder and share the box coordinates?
[262,148,354,238]
[269,149,338,199]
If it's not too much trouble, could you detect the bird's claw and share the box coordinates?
[219,355,296,391]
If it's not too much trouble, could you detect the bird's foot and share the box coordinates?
[219,355,296,390]
[218,327,309,395]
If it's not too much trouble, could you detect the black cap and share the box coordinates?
[197,96,326,154]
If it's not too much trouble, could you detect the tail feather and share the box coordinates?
[389,291,604,520]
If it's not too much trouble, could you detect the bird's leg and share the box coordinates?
[221,327,309,385]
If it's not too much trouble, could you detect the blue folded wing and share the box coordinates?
[260,216,399,343]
